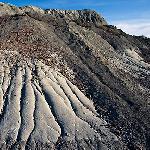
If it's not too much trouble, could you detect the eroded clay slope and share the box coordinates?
[0,61,122,150]
[1,3,150,150]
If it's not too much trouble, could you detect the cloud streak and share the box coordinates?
[113,19,150,38]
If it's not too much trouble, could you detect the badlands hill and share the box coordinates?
[0,3,150,150]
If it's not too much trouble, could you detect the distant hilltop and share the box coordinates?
[0,2,107,26]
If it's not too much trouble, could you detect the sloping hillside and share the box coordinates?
[0,3,150,150]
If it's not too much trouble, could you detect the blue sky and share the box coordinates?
[1,0,150,37]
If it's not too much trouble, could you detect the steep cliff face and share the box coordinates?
[0,3,150,150]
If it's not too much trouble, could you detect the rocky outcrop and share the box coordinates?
[0,3,107,27]
[0,3,23,16]
[0,3,150,150]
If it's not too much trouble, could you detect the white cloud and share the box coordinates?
[112,19,150,38]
